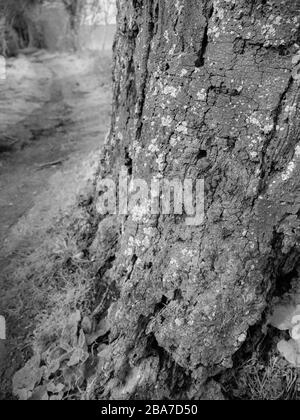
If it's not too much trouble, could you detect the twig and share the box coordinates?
[2,135,18,143]
[36,159,65,170]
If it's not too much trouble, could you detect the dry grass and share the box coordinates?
[0,222,95,345]
[230,352,299,400]
[0,216,98,398]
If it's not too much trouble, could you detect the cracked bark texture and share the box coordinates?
[90,0,300,399]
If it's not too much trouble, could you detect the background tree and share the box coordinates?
[89,0,300,399]
[0,0,43,54]
[99,0,116,50]
[77,0,116,50]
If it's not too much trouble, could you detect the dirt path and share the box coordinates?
[0,50,112,268]
[0,50,112,396]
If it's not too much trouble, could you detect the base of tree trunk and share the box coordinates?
[86,0,300,399]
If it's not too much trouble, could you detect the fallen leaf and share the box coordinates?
[81,316,92,334]
[67,347,89,367]
[50,394,63,400]
[13,356,43,400]
[60,310,81,349]
[47,382,65,394]
[269,304,298,331]
[86,318,110,345]
[62,364,85,388]
[77,329,87,350]
[29,385,48,401]
[277,339,300,367]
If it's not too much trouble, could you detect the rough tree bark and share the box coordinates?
[89,0,300,399]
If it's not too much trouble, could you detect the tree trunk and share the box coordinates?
[91,0,300,399]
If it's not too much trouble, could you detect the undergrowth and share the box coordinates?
[1,228,94,326]
[0,211,98,399]
[226,352,299,400]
